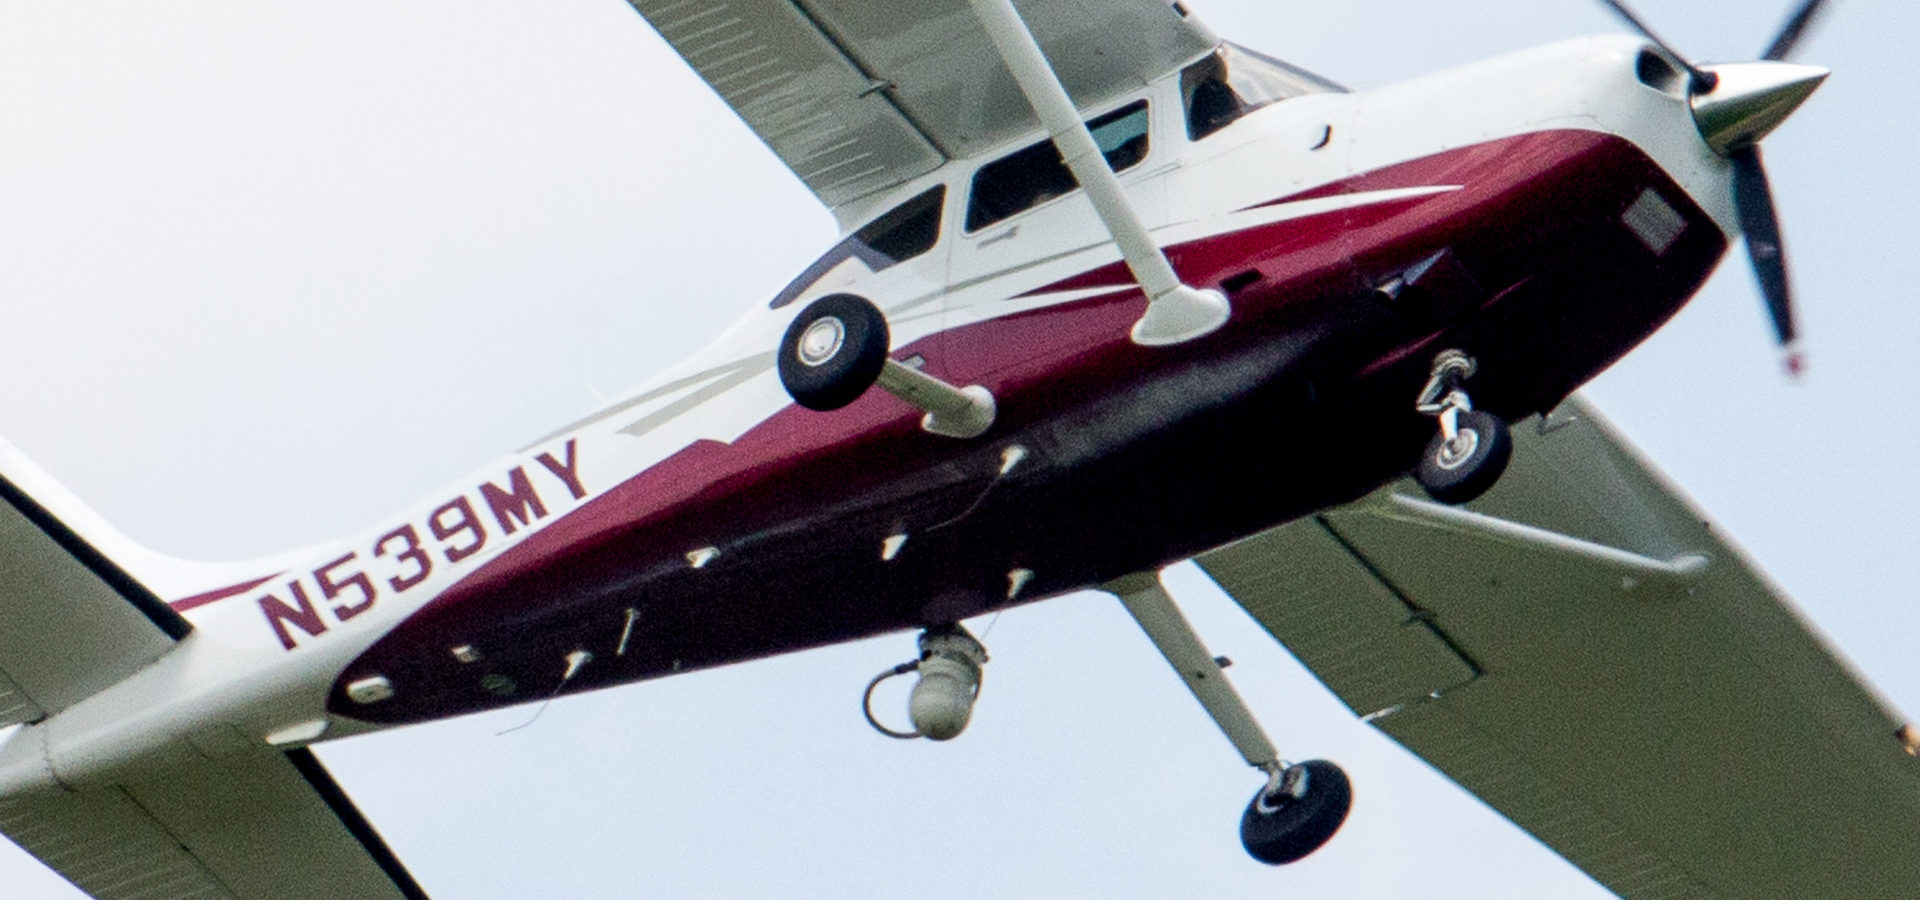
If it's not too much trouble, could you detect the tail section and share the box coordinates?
[0,437,296,622]
[0,436,433,897]
[0,438,194,730]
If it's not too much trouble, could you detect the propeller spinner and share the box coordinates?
[1597,0,1831,374]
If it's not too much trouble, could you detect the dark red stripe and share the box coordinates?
[170,574,277,613]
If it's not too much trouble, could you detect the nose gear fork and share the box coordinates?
[1415,349,1479,463]
[1412,350,1512,505]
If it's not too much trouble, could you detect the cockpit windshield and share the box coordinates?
[1182,43,1346,141]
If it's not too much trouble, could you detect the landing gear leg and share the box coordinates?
[1412,350,1511,505]
[1104,573,1351,865]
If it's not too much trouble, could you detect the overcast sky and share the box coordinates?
[0,1,1914,897]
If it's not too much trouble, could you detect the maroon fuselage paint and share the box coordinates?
[333,130,1725,725]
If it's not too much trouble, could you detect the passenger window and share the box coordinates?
[965,101,1150,233]
[767,186,945,309]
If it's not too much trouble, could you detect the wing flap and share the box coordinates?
[1,749,426,900]
[1197,513,1478,717]
[1197,396,1920,900]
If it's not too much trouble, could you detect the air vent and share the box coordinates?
[1636,49,1687,96]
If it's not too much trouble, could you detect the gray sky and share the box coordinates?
[0,1,1914,897]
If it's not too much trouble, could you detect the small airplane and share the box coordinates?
[2,1,1916,898]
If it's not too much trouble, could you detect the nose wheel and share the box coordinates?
[1413,350,1511,505]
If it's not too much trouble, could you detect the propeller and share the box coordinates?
[1595,0,1832,375]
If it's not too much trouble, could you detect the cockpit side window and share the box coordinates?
[853,185,944,265]
[965,100,1150,233]
[768,185,945,309]
[1182,43,1347,141]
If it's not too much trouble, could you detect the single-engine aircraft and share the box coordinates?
[3,0,1917,897]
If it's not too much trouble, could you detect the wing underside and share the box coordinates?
[1197,396,1920,899]
[622,0,1216,213]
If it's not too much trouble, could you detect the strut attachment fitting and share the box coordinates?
[964,0,1228,346]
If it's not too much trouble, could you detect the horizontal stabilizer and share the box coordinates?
[0,444,190,729]
[0,748,428,899]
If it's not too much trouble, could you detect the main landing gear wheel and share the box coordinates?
[1415,408,1512,505]
[778,293,890,411]
[1240,760,1353,866]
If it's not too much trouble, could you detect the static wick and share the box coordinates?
[498,649,594,736]
[931,445,1031,533]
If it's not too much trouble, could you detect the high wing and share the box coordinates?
[621,0,1216,216]
[1196,397,1920,900]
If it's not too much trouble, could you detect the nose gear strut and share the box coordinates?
[1413,350,1512,505]
[1104,572,1352,865]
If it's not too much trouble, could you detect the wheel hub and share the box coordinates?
[797,316,847,367]
[1435,430,1480,470]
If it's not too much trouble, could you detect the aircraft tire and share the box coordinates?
[1240,759,1353,865]
[779,293,890,411]
[1416,408,1512,505]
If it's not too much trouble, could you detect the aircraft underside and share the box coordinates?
[11,0,1909,894]
[334,128,1726,726]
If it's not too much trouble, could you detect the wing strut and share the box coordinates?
[1106,572,1281,770]
[964,0,1230,346]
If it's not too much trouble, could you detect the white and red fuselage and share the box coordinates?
[3,35,1739,788]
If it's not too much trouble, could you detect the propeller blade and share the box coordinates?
[1594,0,1718,91]
[1729,146,1800,363]
[1762,0,1833,61]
